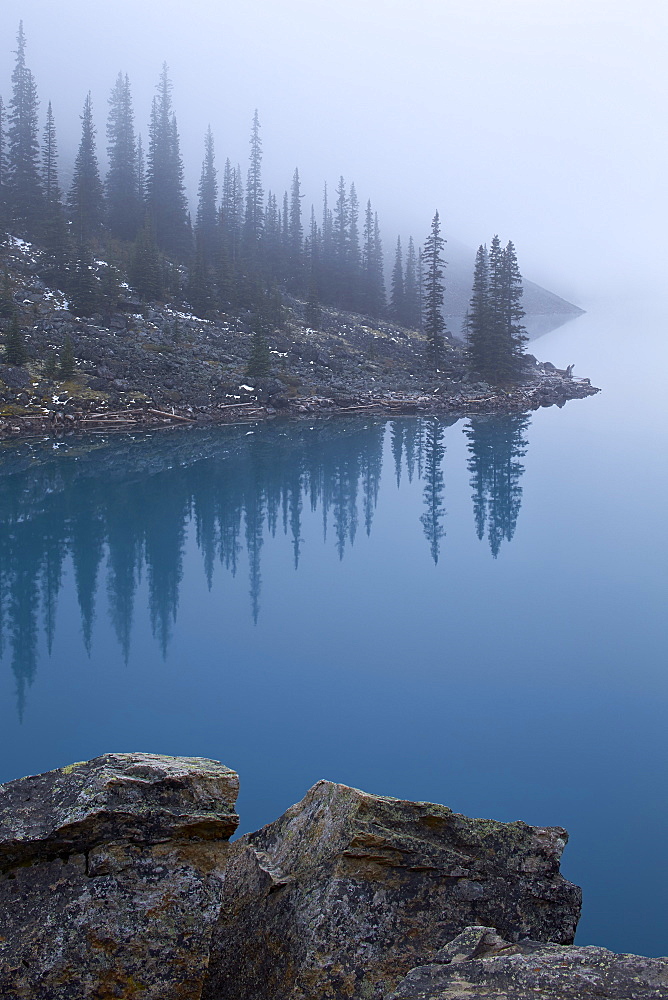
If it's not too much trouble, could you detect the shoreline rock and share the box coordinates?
[2,756,657,999]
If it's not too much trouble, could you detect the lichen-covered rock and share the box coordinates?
[201,780,581,1000]
[0,753,239,999]
[385,926,668,999]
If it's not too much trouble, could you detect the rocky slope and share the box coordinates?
[0,235,598,439]
[0,755,663,999]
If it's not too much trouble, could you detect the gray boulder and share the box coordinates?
[386,925,668,999]
[203,779,581,1000]
[0,753,239,999]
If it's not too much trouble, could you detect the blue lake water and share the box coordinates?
[0,295,666,957]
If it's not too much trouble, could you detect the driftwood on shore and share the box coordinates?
[0,371,600,441]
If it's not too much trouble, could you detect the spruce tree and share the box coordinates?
[361,200,386,318]
[468,237,527,384]
[320,182,334,301]
[500,240,527,380]
[129,220,164,299]
[245,331,271,378]
[0,96,6,225]
[0,270,14,318]
[68,92,104,243]
[42,101,60,206]
[106,72,141,241]
[348,181,361,309]
[403,236,420,328]
[195,126,218,265]
[422,211,447,363]
[4,311,27,366]
[332,175,349,303]
[466,244,491,377]
[288,167,303,289]
[390,236,404,321]
[136,133,146,204]
[40,101,69,282]
[7,22,43,232]
[243,109,264,262]
[145,65,190,258]
[59,335,75,378]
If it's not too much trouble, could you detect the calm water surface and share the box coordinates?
[0,295,666,956]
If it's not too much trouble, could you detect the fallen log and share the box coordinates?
[215,401,262,410]
[147,408,196,423]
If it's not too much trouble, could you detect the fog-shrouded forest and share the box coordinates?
[0,20,535,383]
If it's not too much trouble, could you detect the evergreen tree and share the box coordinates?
[136,133,146,204]
[0,96,6,225]
[465,414,530,557]
[220,158,244,267]
[0,270,14,318]
[59,335,75,378]
[422,210,447,363]
[390,235,404,321]
[245,330,271,378]
[4,311,27,365]
[186,248,215,316]
[263,190,282,281]
[465,244,491,376]
[361,200,386,317]
[320,182,333,300]
[243,109,264,261]
[195,126,218,265]
[41,100,60,206]
[348,181,361,309]
[145,65,190,258]
[129,219,164,299]
[68,92,104,243]
[419,418,446,563]
[7,22,42,232]
[40,101,68,282]
[288,167,303,289]
[403,236,420,327]
[106,72,141,241]
[332,175,349,302]
[500,240,527,379]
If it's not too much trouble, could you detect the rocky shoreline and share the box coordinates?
[0,755,663,999]
[0,366,599,440]
[0,236,599,440]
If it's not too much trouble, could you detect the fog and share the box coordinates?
[1,0,665,307]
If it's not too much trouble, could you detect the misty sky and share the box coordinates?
[1,0,666,305]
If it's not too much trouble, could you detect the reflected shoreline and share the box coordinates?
[0,416,530,715]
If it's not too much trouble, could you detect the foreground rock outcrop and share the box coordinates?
[0,754,239,999]
[205,780,580,999]
[0,754,663,999]
[387,925,668,999]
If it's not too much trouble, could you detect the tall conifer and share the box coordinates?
[195,126,218,264]
[422,211,447,362]
[8,22,42,232]
[106,73,140,241]
[390,236,404,321]
[288,167,303,288]
[68,92,104,243]
[243,110,264,260]
[403,236,420,328]
[146,65,189,257]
